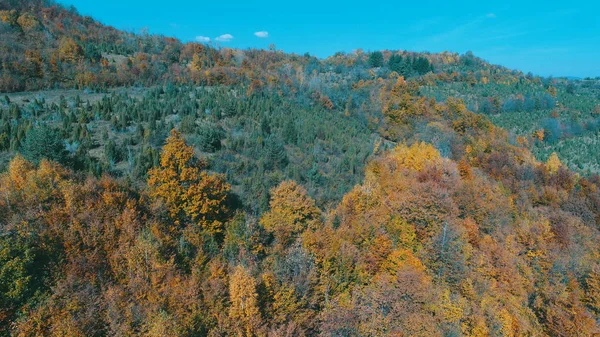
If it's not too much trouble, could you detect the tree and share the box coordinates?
[381,76,423,128]
[148,129,230,233]
[0,236,38,331]
[20,125,68,165]
[191,54,204,71]
[414,56,432,74]
[546,152,562,174]
[318,95,334,110]
[369,51,384,68]
[585,268,600,314]
[283,119,297,145]
[196,124,224,152]
[0,9,18,27]
[264,135,288,170]
[58,37,83,63]
[17,12,41,31]
[388,54,404,73]
[260,181,321,248]
[104,139,123,163]
[229,266,261,336]
[390,141,441,171]
[84,43,102,62]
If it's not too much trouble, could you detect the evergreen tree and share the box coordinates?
[388,54,404,73]
[196,124,224,152]
[414,56,432,75]
[104,139,123,163]
[283,119,297,145]
[20,125,68,165]
[261,114,272,135]
[369,51,384,68]
[264,135,288,170]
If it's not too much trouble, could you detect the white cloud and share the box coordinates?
[254,31,269,38]
[215,34,234,42]
[486,13,497,18]
[195,36,211,43]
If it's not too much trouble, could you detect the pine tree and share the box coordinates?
[196,123,224,152]
[264,135,288,170]
[20,125,68,165]
[369,51,384,68]
[283,119,297,145]
[388,54,404,73]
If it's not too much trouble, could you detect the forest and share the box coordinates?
[2,0,600,336]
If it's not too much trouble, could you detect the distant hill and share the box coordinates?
[0,0,534,93]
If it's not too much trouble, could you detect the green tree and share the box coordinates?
[20,125,68,165]
[369,51,384,68]
[388,54,404,73]
[196,124,224,152]
[414,56,432,74]
[0,237,37,332]
[264,135,288,170]
[283,119,297,145]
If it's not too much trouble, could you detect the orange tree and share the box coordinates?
[148,129,231,234]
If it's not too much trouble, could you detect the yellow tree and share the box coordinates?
[381,77,422,126]
[3,155,34,192]
[148,129,230,233]
[190,54,204,72]
[534,129,545,141]
[546,152,562,174]
[17,12,41,31]
[58,38,83,63]
[585,268,600,314]
[0,10,18,26]
[388,141,441,172]
[260,180,321,248]
[229,266,261,336]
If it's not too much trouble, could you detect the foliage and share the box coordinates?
[20,125,68,165]
[368,51,384,68]
[260,180,321,248]
[147,129,230,233]
[0,1,599,336]
[195,123,224,152]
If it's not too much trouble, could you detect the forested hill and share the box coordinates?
[3,0,600,175]
[1,0,525,93]
[2,0,600,336]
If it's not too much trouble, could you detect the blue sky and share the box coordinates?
[58,0,600,78]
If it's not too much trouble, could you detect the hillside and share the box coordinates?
[2,0,600,177]
[1,1,600,336]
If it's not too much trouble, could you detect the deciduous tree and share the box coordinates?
[229,265,261,336]
[148,129,230,233]
[260,181,321,249]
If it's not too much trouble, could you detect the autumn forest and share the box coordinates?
[1,0,600,336]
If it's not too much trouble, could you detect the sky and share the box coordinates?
[57,0,600,78]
